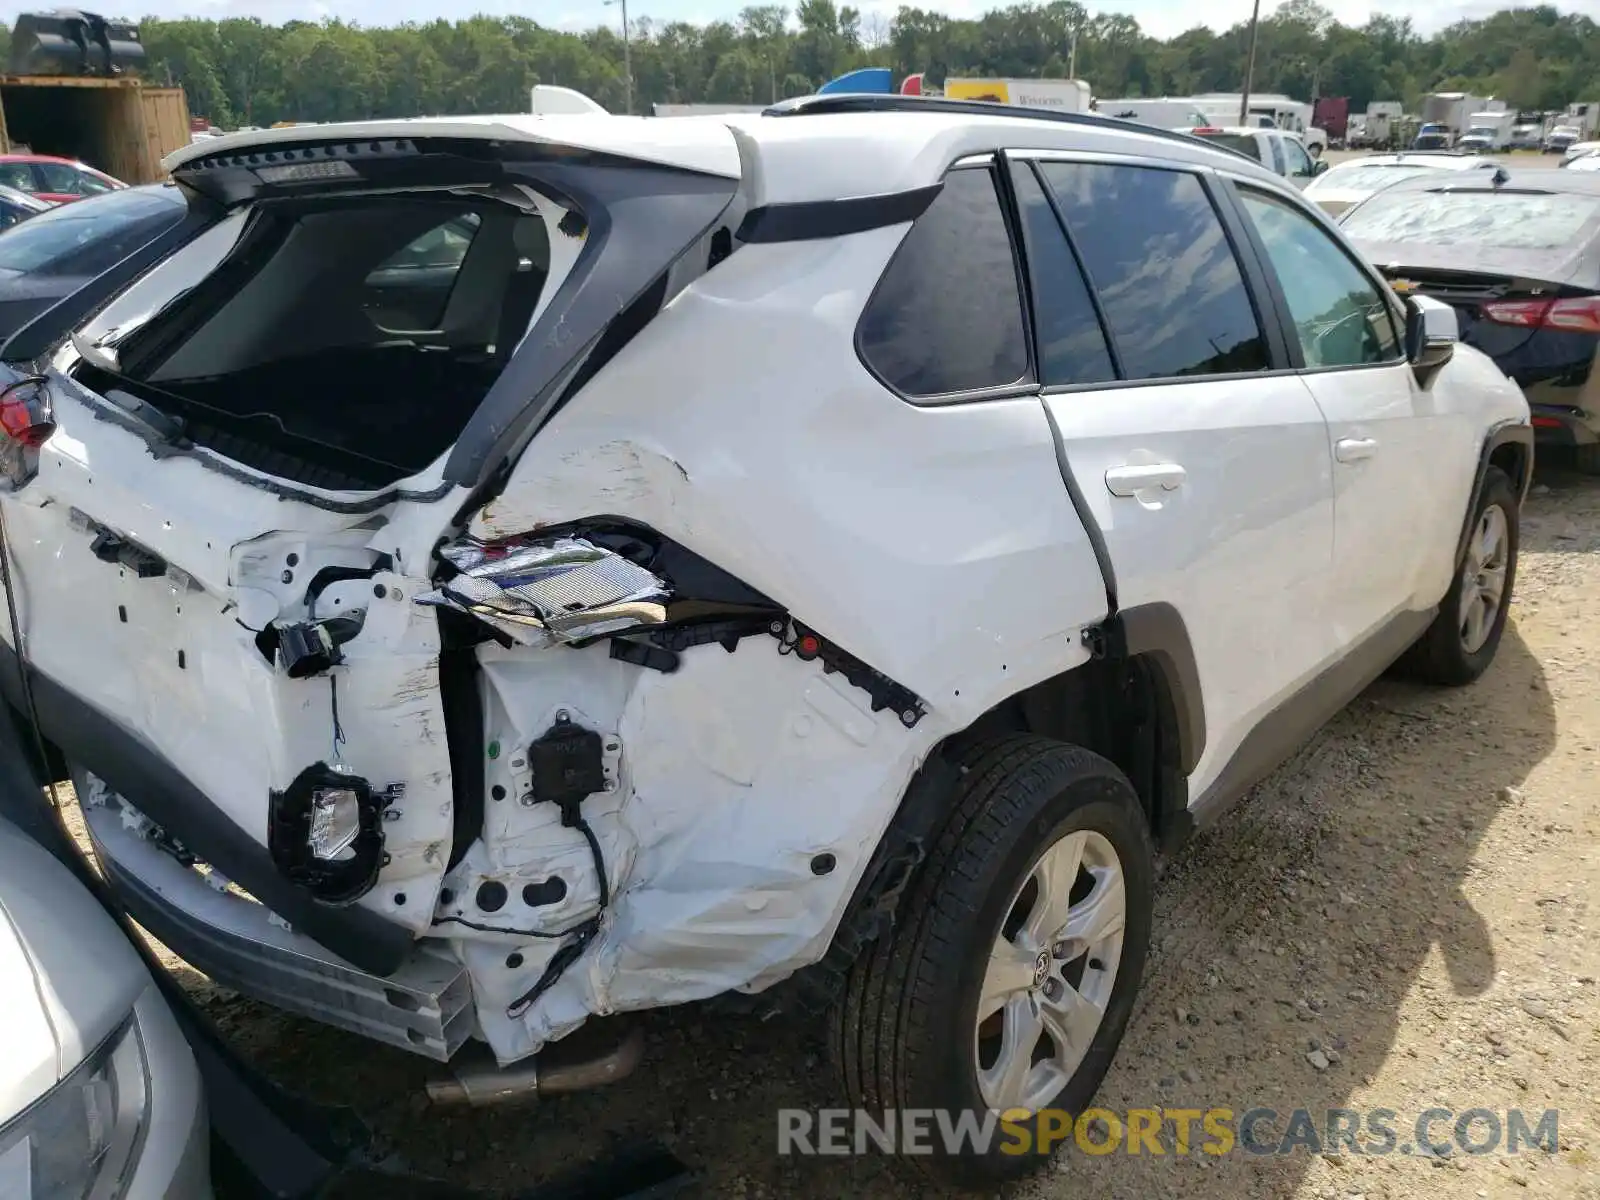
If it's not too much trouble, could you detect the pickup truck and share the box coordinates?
[1189,126,1327,187]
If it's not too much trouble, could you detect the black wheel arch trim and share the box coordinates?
[1455,421,1533,571]
[1088,601,1206,780]
[0,641,413,976]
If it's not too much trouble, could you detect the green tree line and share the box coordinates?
[50,1,1600,127]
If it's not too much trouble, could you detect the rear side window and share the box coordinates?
[0,162,34,192]
[858,165,1030,398]
[363,213,484,331]
[1008,162,1115,387]
[1037,162,1269,380]
[1198,133,1263,163]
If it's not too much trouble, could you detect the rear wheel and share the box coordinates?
[829,735,1154,1188]
[1575,443,1600,476]
[1399,466,1518,685]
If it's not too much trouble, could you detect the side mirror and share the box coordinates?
[1404,294,1457,387]
[1312,159,1330,177]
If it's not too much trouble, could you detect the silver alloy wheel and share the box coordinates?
[1458,504,1509,654]
[975,829,1126,1115]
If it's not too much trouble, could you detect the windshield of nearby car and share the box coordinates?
[1310,163,1442,193]
[1341,189,1600,250]
[1195,132,1262,162]
[0,188,177,276]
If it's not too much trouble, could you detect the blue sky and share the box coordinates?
[0,1,1575,40]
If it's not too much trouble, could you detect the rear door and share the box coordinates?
[0,126,741,967]
[1015,153,1337,799]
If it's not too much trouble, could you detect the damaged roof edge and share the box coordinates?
[163,115,745,181]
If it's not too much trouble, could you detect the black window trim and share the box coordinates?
[852,155,1039,408]
[1011,156,1125,381]
[1219,173,1409,377]
[1018,151,1293,397]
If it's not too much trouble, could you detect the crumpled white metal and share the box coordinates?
[415,536,667,647]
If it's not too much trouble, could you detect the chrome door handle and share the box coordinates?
[1335,437,1378,463]
[1105,463,1187,496]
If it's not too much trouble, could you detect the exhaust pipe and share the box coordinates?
[426,1023,645,1106]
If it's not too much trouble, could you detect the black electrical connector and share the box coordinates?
[505,713,613,1020]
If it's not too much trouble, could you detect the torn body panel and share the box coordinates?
[438,632,930,1064]
[435,228,1109,1061]
[0,384,459,936]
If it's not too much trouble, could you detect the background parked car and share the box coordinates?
[0,815,210,1198]
[0,183,185,339]
[0,183,50,230]
[1340,170,1600,471]
[0,154,124,204]
[1306,151,1501,217]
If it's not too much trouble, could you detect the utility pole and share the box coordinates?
[1240,0,1262,125]
[1068,9,1082,78]
[605,0,633,114]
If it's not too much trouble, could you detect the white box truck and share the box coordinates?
[1458,110,1515,153]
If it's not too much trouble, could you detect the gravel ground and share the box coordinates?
[137,455,1598,1200]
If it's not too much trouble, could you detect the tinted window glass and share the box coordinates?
[1239,189,1401,367]
[0,162,35,192]
[1039,163,1268,379]
[1009,162,1115,387]
[364,213,484,329]
[1197,132,1263,163]
[859,166,1029,397]
[0,187,179,276]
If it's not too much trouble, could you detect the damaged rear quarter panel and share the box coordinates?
[456,228,1106,1050]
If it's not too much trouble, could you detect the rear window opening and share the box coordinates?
[1194,132,1262,163]
[1341,189,1600,252]
[66,190,574,491]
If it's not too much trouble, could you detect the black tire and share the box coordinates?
[1575,443,1600,475]
[1398,465,1519,686]
[827,735,1154,1189]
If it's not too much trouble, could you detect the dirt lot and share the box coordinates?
[156,459,1598,1200]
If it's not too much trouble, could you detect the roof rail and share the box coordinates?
[762,93,1223,155]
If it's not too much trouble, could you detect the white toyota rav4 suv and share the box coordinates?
[0,95,1530,1188]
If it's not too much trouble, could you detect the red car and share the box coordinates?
[0,153,125,204]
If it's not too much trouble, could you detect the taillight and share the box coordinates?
[1480,296,1600,334]
[0,375,53,447]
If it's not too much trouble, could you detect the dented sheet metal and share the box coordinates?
[417,536,668,647]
